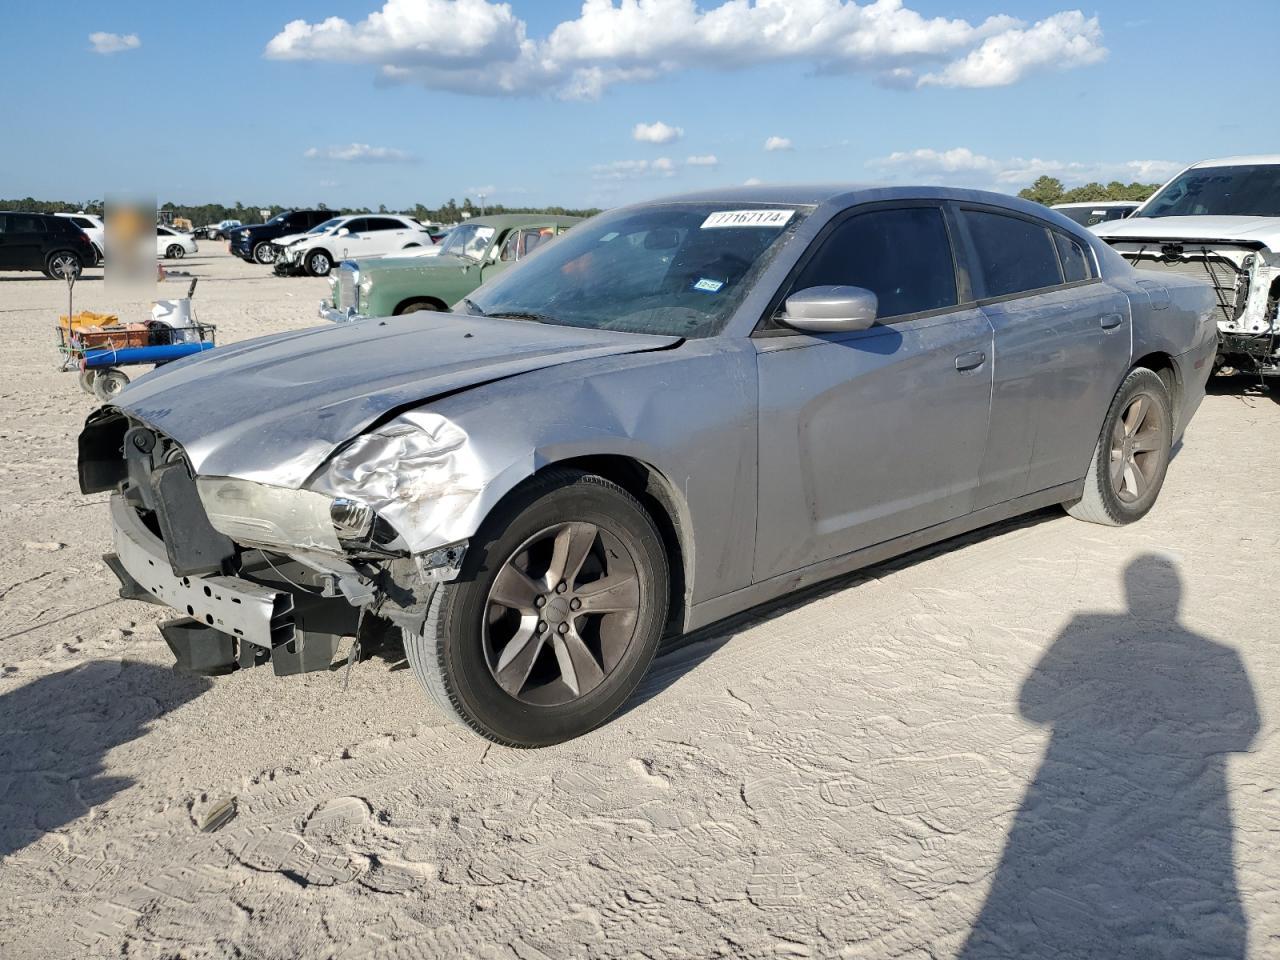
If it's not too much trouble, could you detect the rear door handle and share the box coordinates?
[955,351,986,372]
[1100,312,1124,330]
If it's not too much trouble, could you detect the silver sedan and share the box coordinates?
[79,185,1218,745]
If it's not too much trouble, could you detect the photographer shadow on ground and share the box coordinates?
[0,659,209,859]
[960,554,1260,959]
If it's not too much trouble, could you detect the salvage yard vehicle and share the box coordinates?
[55,212,105,263]
[80,185,1216,746]
[1051,200,1140,227]
[229,209,331,265]
[156,225,198,259]
[319,214,580,321]
[1092,155,1280,388]
[0,211,95,279]
[277,214,436,278]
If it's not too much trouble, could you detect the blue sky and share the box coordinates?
[1,1,1276,210]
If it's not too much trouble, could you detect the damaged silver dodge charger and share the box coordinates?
[79,186,1218,746]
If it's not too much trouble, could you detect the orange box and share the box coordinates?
[77,324,152,350]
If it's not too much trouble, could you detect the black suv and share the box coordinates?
[229,210,332,265]
[0,212,95,279]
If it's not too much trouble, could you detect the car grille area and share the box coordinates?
[1122,251,1244,324]
[336,264,359,312]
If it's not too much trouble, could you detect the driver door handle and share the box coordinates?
[1100,312,1124,330]
[955,351,986,372]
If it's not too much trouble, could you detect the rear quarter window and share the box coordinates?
[1053,232,1093,283]
[963,209,1063,299]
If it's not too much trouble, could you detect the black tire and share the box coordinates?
[44,250,82,280]
[92,368,130,401]
[166,244,185,259]
[78,369,98,395]
[1066,367,1173,526]
[398,300,442,315]
[403,469,669,747]
[306,249,333,277]
[252,242,277,265]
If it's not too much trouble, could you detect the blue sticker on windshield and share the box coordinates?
[692,277,724,293]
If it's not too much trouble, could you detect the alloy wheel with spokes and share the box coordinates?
[484,521,641,706]
[401,468,668,746]
[47,253,80,280]
[1109,392,1166,503]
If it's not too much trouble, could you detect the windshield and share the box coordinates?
[438,223,497,260]
[310,218,343,234]
[1141,165,1280,218]
[267,212,289,225]
[464,203,805,338]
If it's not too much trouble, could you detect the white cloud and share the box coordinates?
[918,11,1105,88]
[467,184,497,196]
[633,121,683,144]
[592,158,678,180]
[686,154,719,167]
[89,32,140,55]
[304,143,414,162]
[764,136,793,152]
[870,147,1183,191]
[743,178,764,186]
[266,1,1108,99]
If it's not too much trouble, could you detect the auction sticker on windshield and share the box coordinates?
[701,210,795,229]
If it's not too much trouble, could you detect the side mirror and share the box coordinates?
[781,285,878,333]
[337,227,350,237]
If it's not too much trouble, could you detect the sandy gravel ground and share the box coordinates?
[0,247,1277,958]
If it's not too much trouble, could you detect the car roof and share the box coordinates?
[463,214,583,228]
[1187,154,1280,168]
[624,183,1076,222]
[1051,201,1142,209]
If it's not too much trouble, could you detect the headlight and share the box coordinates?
[239,230,250,239]
[196,477,348,553]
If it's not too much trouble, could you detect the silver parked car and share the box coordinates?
[79,185,1217,746]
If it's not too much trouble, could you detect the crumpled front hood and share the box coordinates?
[112,313,678,487]
[1093,215,1280,250]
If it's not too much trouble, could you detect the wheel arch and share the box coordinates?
[1131,350,1180,414]
[475,454,693,638]
[394,295,449,315]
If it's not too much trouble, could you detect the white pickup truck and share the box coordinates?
[1092,155,1280,389]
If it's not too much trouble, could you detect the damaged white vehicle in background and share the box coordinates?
[1093,155,1280,390]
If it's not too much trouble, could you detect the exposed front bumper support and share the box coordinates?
[318,301,367,324]
[110,494,295,650]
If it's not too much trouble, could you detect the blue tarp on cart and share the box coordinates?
[82,342,216,369]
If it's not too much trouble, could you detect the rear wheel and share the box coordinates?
[91,368,130,401]
[78,369,98,394]
[1066,367,1173,525]
[253,242,277,265]
[403,469,668,747]
[166,244,184,259]
[44,251,82,280]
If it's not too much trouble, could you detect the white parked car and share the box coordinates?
[1050,201,1140,227]
[271,215,354,262]
[157,225,198,259]
[55,212,105,263]
[277,215,434,277]
[1092,154,1280,388]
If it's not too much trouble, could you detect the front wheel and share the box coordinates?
[252,242,277,265]
[306,250,333,277]
[403,469,669,747]
[166,244,185,259]
[1066,367,1173,526]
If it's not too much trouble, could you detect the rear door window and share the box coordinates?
[366,217,404,232]
[788,206,958,320]
[962,210,1063,299]
[1053,232,1093,283]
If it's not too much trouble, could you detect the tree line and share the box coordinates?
[1016,176,1162,206]
[0,197,602,226]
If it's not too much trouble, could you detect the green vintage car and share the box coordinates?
[319,214,581,322]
